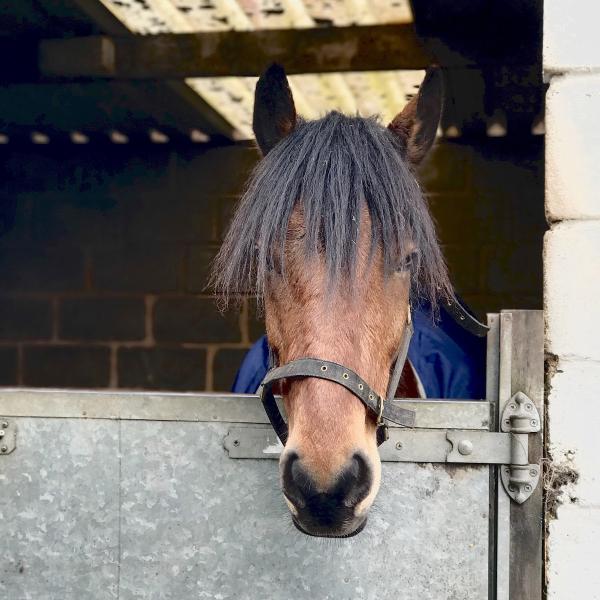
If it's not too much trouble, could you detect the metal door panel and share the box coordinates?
[1,417,489,599]
[118,421,489,600]
[0,418,120,600]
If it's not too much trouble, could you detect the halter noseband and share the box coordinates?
[258,308,416,447]
[257,295,489,448]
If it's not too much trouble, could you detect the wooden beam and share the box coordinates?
[38,24,435,79]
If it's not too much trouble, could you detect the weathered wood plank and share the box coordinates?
[39,24,435,79]
[507,310,544,600]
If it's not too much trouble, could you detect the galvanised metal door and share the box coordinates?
[0,311,543,600]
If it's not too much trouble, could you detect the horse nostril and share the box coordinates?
[281,451,309,508]
[281,451,372,515]
[281,451,373,535]
[342,453,372,507]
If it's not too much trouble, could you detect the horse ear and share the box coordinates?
[388,66,443,166]
[253,64,297,155]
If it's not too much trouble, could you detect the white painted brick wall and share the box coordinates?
[545,3,600,597]
[545,221,600,359]
[547,505,600,600]
[544,1,600,75]
[547,358,600,506]
[546,76,600,221]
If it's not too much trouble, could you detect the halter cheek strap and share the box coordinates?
[385,308,414,403]
[258,310,415,447]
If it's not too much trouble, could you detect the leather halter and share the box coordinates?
[258,296,488,448]
[443,296,489,337]
[258,309,415,447]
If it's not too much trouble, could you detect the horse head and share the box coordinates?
[214,64,450,537]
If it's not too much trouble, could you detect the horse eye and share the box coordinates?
[397,251,418,273]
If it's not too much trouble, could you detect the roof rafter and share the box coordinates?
[38,25,434,79]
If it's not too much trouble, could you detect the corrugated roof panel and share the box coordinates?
[98,0,417,138]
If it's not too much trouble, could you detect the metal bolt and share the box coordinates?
[530,469,537,477]
[526,404,533,411]
[1,421,7,429]
[232,440,240,447]
[457,439,473,456]
[0,430,4,438]
[395,442,403,451]
[508,485,516,492]
[531,419,537,427]
[509,404,516,411]
[525,484,532,492]
[0,445,7,453]
[504,419,510,426]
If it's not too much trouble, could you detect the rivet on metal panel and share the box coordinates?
[233,439,240,447]
[395,442,403,450]
[457,440,473,456]
[0,418,16,455]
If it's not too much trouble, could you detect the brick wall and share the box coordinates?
[0,135,544,392]
[421,137,545,317]
[544,1,600,596]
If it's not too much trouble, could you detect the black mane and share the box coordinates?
[212,111,451,309]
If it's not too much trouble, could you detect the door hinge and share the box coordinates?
[499,392,541,504]
[0,418,17,455]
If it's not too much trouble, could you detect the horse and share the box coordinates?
[212,64,452,538]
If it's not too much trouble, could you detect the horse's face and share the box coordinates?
[264,208,411,537]
[215,64,445,537]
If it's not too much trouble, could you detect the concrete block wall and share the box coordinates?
[0,144,261,392]
[0,135,544,392]
[545,5,600,595]
[422,139,545,318]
